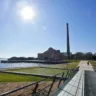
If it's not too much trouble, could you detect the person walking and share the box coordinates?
[87,61,89,65]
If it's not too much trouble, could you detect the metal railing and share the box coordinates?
[0,68,79,96]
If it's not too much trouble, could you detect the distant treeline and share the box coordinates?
[8,57,37,61]
[6,52,96,61]
[71,52,96,60]
[1,56,68,64]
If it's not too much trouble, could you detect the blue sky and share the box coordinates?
[0,0,96,58]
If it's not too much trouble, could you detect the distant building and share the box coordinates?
[38,47,67,61]
[38,23,71,60]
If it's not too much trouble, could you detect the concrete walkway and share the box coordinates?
[56,70,84,96]
[57,61,94,96]
[78,61,94,71]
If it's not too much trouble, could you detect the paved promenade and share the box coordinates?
[57,61,94,96]
[78,61,94,71]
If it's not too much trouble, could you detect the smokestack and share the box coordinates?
[66,23,70,59]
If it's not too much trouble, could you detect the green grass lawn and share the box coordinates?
[66,60,80,63]
[7,67,65,75]
[89,61,96,68]
[0,73,42,82]
[48,62,79,69]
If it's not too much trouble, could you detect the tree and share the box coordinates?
[85,52,93,60]
[74,52,85,60]
[92,53,96,60]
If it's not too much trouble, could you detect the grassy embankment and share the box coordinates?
[7,68,65,75]
[48,61,79,69]
[0,60,80,82]
[89,61,96,68]
[0,73,42,82]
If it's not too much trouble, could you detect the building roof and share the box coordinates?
[43,47,61,54]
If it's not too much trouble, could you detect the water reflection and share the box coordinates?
[0,62,47,69]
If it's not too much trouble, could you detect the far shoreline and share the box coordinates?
[1,60,69,64]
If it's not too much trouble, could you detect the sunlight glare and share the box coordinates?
[20,6,36,20]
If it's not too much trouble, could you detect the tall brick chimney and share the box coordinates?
[66,23,70,59]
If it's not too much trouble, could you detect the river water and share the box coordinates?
[0,63,47,69]
[0,59,48,69]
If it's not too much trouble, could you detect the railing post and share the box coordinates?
[68,70,71,78]
[32,83,39,95]
[58,72,64,88]
[67,70,69,78]
[47,76,56,96]
[66,70,69,78]
[70,70,73,77]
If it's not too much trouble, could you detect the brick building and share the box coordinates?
[38,47,67,61]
